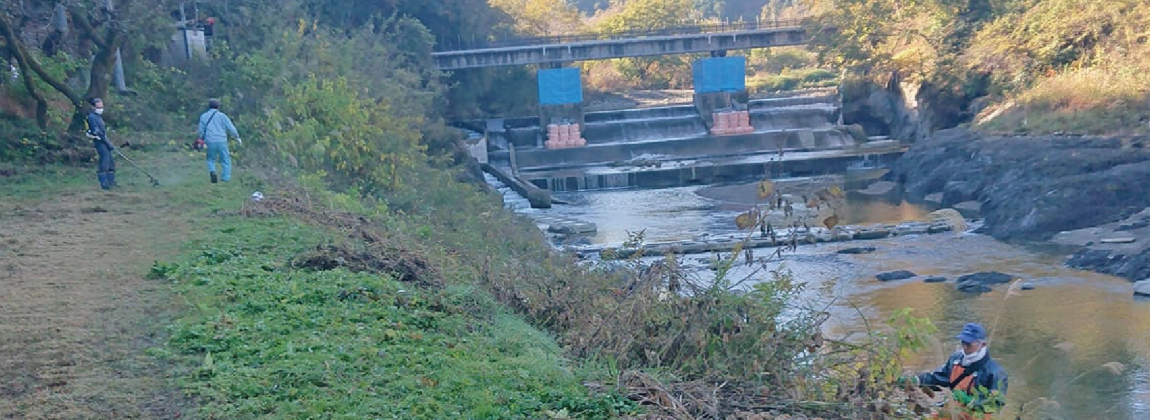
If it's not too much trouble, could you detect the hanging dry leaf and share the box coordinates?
[826,185,844,198]
[823,214,840,229]
[757,179,776,199]
[735,211,759,230]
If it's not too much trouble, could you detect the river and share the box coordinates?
[497,179,1150,420]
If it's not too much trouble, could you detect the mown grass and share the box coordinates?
[147,187,635,420]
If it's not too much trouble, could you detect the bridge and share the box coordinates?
[432,20,809,70]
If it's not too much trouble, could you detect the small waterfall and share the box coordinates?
[546,173,633,192]
[583,115,708,144]
[483,172,532,211]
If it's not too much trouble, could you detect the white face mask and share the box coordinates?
[95,108,104,115]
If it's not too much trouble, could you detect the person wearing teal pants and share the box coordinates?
[197,98,242,183]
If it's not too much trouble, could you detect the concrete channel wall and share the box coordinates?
[481,163,552,208]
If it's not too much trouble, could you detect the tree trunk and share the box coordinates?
[0,13,50,129]
[73,6,125,103]
[113,48,128,93]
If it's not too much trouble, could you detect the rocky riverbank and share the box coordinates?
[894,127,1150,283]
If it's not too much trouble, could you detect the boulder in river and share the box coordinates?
[923,276,947,283]
[1135,280,1150,298]
[837,246,877,255]
[955,271,1015,293]
[876,270,917,282]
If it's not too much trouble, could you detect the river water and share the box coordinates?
[499,180,1150,420]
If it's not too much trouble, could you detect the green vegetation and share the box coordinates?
[149,189,634,419]
[749,68,838,92]
[12,0,1149,418]
[808,0,1150,134]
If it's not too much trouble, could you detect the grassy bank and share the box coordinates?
[134,165,634,419]
[1,147,639,419]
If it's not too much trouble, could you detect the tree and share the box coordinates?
[593,0,701,88]
[489,0,584,36]
[598,0,698,33]
[0,0,131,130]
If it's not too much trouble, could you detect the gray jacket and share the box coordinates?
[198,109,240,144]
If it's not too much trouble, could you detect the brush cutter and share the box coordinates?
[112,147,161,187]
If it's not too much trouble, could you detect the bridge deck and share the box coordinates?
[433,25,808,70]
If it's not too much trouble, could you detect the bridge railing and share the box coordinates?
[433,18,808,53]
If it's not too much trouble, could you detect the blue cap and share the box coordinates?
[956,323,987,343]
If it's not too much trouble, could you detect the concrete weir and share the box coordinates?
[579,220,957,260]
[477,88,901,193]
[526,141,903,192]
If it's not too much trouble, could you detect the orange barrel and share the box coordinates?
[559,124,571,145]
[565,124,578,147]
[738,111,750,128]
[712,113,725,133]
[547,124,560,141]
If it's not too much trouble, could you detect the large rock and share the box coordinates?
[942,181,980,207]
[1135,281,1150,298]
[841,77,968,143]
[1066,248,1150,281]
[837,246,877,255]
[954,271,1015,293]
[876,270,917,281]
[895,128,1150,242]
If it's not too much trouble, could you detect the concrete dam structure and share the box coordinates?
[448,38,902,207]
[474,89,904,199]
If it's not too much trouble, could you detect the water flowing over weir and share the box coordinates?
[472,89,901,193]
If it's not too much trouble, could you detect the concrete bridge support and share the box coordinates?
[537,67,585,147]
[690,56,750,129]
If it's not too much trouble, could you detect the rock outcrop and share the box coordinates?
[895,128,1150,242]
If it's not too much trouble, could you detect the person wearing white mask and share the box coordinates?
[85,97,116,190]
[899,322,1008,419]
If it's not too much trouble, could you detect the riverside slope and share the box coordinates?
[894,127,1150,281]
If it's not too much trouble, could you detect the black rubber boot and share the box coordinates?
[210,171,218,184]
[98,172,110,190]
[107,171,117,188]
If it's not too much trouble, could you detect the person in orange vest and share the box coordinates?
[900,323,1008,419]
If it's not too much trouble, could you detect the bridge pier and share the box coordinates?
[691,56,749,131]
[537,67,586,149]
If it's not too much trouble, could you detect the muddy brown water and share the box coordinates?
[530,184,1150,420]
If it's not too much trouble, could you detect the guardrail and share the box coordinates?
[433,18,808,52]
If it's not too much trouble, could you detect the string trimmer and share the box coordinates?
[113,148,161,186]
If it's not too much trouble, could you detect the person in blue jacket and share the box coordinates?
[901,323,1008,418]
[197,98,242,183]
[85,97,116,190]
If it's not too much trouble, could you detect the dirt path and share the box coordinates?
[1,176,195,419]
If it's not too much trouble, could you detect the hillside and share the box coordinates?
[4,1,1145,419]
